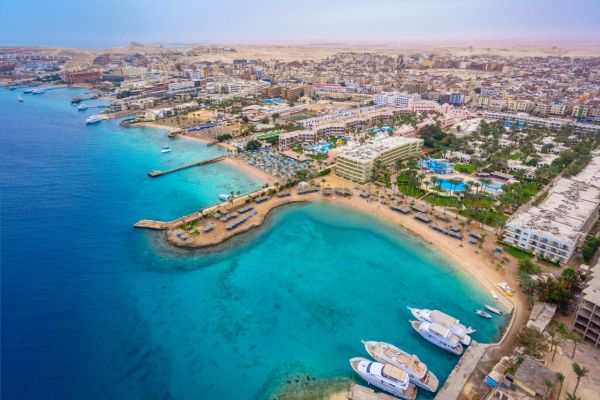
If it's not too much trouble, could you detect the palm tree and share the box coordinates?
[550,332,559,362]
[544,378,554,399]
[565,393,580,400]
[555,372,564,400]
[431,176,438,191]
[571,362,588,395]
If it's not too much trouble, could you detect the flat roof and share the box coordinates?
[338,137,422,163]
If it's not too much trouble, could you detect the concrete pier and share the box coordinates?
[435,341,488,400]
[147,156,225,177]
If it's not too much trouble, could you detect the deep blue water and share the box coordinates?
[1,88,506,400]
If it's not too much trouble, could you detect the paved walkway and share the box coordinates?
[349,383,398,400]
[435,341,488,400]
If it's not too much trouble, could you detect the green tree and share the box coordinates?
[571,362,588,395]
[565,393,580,400]
[544,378,554,399]
[555,372,564,400]
[516,326,548,358]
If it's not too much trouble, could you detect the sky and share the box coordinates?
[1,0,599,48]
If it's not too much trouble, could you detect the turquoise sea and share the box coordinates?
[1,87,506,400]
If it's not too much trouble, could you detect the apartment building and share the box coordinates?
[403,81,428,94]
[373,91,420,107]
[483,111,600,134]
[503,160,600,264]
[278,130,317,150]
[572,261,600,348]
[335,137,423,183]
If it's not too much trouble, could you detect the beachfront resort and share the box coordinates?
[3,34,600,400]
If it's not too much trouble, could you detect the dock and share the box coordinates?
[348,383,398,400]
[434,341,488,400]
[147,156,225,177]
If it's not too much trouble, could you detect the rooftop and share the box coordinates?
[338,136,421,163]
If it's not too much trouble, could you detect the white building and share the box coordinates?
[373,91,420,108]
[503,159,600,263]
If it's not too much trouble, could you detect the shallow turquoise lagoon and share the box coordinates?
[1,88,506,400]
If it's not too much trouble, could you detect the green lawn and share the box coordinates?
[509,152,523,160]
[398,185,426,198]
[426,195,460,207]
[502,243,534,260]
[454,163,475,174]
[459,208,507,227]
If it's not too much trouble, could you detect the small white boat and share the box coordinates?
[484,305,502,316]
[363,340,439,392]
[490,290,498,300]
[219,193,231,201]
[475,310,492,319]
[17,96,24,102]
[349,357,417,400]
[77,104,88,111]
[161,146,171,153]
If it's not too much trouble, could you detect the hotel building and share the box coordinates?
[483,111,600,134]
[572,261,600,348]
[503,157,600,264]
[335,137,423,183]
[373,91,420,108]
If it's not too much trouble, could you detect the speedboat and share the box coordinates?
[363,340,439,392]
[161,146,171,153]
[475,310,492,319]
[218,193,231,201]
[86,115,104,124]
[77,104,88,111]
[484,305,502,316]
[31,88,46,94]
[17,96,24,102]
[410,320,464,356]
[349,357,417,400]
[408,307,474,345]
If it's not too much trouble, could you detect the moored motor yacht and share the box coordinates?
[410,320,464,356]
[408,307,474,345]
[349,357,417,400]
[363,340,439,392]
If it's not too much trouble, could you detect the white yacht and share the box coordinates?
[86,115,104,124]
[408,307,474,345]
[218,193,231,201]
[410,320,464,356]
[349,357,417,400]
[161,146,171,153]
[77,104,88,111]
[475,310,492,319]
[17,96,24,102]
[363,340,439,392]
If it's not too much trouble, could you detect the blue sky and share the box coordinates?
[1,0,599,48]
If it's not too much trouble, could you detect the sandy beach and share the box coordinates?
[164,173,524,317]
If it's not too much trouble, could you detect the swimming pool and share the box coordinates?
[420,159,454,174]
[435,179,466,192]
[481,180,504,191]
